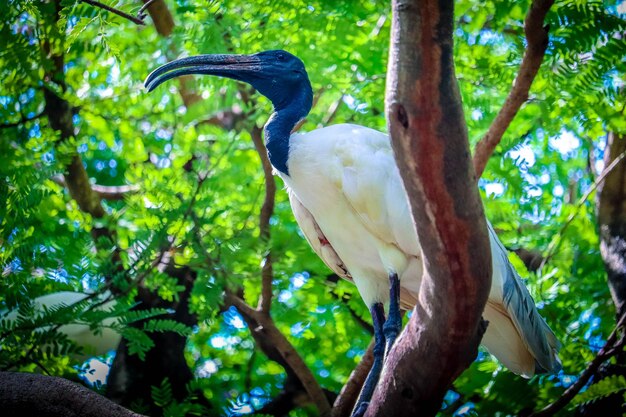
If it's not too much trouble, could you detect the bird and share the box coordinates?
[4,291,121,357]
[145,49,561,415]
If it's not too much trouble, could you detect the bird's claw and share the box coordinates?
[351,401,369,417]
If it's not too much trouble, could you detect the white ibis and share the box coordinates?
[145,50,561,415]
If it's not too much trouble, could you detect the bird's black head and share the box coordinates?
[145,49,312,113]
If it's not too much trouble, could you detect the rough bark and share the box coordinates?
[569,131,626,417]
[366,0,492,415]
[0,372,145,417]
[472,0,554,178]
[597,132,626,317]
[43,65,106,220]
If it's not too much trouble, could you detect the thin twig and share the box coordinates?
[80,0,146,26]
[527,313,626,417]
[321,94,345,126]
[472,0,555,177]
[539,149,626,271]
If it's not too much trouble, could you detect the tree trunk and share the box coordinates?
[365,0,491,415]
[597,132,626,318]
[575,132,626,417]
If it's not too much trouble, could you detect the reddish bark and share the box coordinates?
[365,0,492,415]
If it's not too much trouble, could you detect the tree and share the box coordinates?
[1,0,625,416]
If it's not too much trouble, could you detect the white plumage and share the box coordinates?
[144,50,561,417]
[280,123,560,377]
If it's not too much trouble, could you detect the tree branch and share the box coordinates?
[366,0,492,415]
[331,341,374,417]
[51,175,139,201]
[0,372,146,417]
[472,0,554,178]
[528,313,626,417]
[80,0,146,26]
[597,132,626,317]
[43,0,121,266]
[43,2,104,220]
[224,290,332,416]
[250,125,276,314]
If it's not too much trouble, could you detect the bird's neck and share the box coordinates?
[264,90,312,176]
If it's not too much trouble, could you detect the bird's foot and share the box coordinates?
[383,272,402,355]
[351,303,385,417]
[351,274,402,417]
[351,401,369,417]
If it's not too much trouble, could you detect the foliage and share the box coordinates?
[0,0,624,416]
[572,374,626,407]
[149,378,208,417]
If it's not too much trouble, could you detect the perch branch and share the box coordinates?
[366,0,492,415]
[0,372,145,417]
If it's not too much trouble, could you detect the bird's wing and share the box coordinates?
[288,190,353,281]
[486,222,561,374]
[331,126,420,257]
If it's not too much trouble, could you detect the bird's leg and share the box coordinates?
[383,272,402,356]
[351,302,385,417]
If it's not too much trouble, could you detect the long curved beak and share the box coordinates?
[144,54,262,92]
